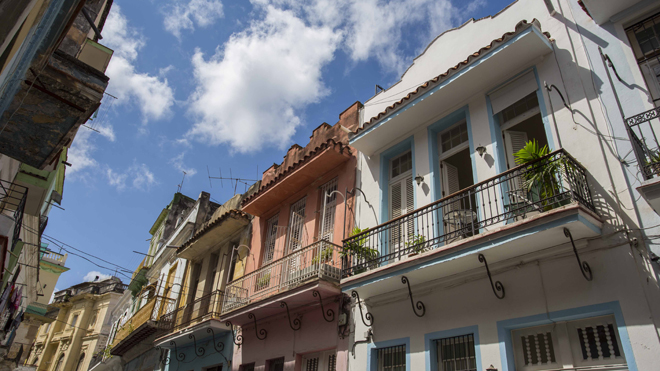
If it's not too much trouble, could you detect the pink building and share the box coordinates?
[221,102,362,371]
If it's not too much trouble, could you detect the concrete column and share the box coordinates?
[37,307,68,371]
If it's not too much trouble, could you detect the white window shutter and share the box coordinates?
[489,71,538,114]
[504,130,529,169]
[263,215,279,263]
[442,161,461,214]
[287,198,307,252]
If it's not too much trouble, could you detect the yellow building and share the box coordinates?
[29,277,126,371]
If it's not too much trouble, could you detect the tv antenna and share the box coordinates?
[207,166,259,195]
[177,171,187,193]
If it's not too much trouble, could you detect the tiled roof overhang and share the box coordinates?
[241,139,351,215]
[351,19,553,155]
[177,209,250,259]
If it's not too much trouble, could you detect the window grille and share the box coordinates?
[377,345,406,371]
[287,198,307,252]
[263,214,279,263]
[305,357,319,371]
[521,332,556,366]
[319,178,338,242]
[437,334,476,371]
[327,354,337,371]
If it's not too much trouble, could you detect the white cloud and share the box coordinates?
[185,6,341,152]
[103,5,175,123]
[68,122,115,178]
[163,0,224,38]
[184,0,484,151]
[170,152,198,176]
[106,163,157,191]
[83,271,112,282]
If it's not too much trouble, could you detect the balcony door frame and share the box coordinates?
[379,136,416,261]
[428,105,477,241]
[486,66,556,175]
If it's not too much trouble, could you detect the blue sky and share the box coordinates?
[47,0,514,291]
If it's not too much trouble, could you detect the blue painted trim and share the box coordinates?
[424,325,482,371]
[427,106,476,201]
[351,26,546,144]
[0,0,79,116]
[497,301,638,371]
[367,336,411,371]
[342,211,600,292]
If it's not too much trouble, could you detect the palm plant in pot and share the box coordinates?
[341,227,379,274]
[514,139,571,212]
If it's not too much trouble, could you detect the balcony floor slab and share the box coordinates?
[342,203,601,298]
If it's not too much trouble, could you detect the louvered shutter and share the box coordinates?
[504,130,528,169]
[504,130,529,204]
[287,198,307,252]
[390,181,403,245]
[263,215,278,263]
[319,178,338,242]
[441,162,460,210]
[405,175,414,241]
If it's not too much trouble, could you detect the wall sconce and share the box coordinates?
[485,366,498,371]
[414,174,424,186]
[476,145,487,157]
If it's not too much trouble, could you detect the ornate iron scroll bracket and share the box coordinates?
[207,328,231,367]
[188,334,205,357]
[225,321,243,346]
[351,290,374,327]
[564,228,593,281]
[155,346,171,366]
[248,313,268,340]
[401,276,425,317]
[206,328,225,353]
[280,301,302,330]
[312,290,335,323]
[170,340,186,362]
[478,254,505,299]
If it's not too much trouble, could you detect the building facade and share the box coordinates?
[343,0,660,371]
[29,277,126,371]
[0,0,114,366]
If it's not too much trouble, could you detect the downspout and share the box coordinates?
[352,328,372,357]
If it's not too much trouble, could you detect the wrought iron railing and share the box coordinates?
[111,294,176,345]
[222,240,342,314]
[626,106,660,179]
[158,290,223,332]
[0,179,28,252]
[342,149,595,277]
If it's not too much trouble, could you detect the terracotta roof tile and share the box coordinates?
[353,19,550,136]
[178,209,250,252]
[241,138,350,207]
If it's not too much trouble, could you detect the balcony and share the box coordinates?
[221,240,342,322]
[629,107,660,214]
[157,290,225,342]
[342,149,601,293]
[110,294,176,356]
[0,179,28,251]
[40,250,66,266]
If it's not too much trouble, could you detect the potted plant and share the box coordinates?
[514,140,571,212]
[256,273,270,290]
[341,227,379,274]
[405,234,427,257]
[312,247,334,265]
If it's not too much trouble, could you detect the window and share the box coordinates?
[267,357,285,371]
[626,12,660,105]
[71,314,79,328]
[302,350,337,371]
[89,311,98,328]
[440,122,469,154]
[75,353,86,371]
[53,354,65,371]
[263,214,279,263]
[204,365,223,371]
[376,345,406,371]
[44,322,51,334]
[319,178,338,242]
[500,92,539,124]
[239,364,255,371]
[287,198,307,252]
[436,334,476,371]
[391,152,412,180]
[512,315,626,371]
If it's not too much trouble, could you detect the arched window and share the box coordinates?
[53,354,65,371]
[75,353,86,371]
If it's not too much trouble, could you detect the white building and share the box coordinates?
[344,0,660,371]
